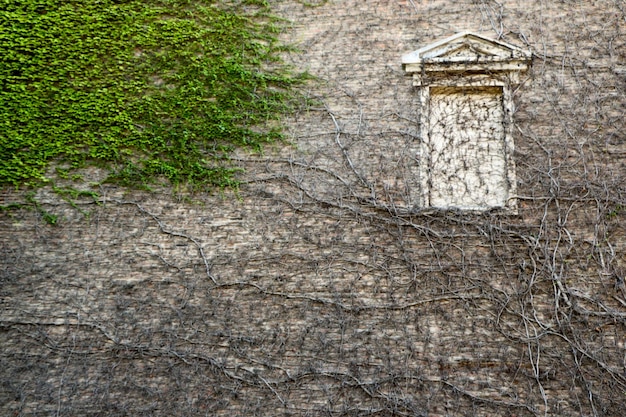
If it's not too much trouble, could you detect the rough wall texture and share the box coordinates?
[2,1,626,416]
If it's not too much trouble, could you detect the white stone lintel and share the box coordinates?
[402,32,531,81]
[410,71,523,87]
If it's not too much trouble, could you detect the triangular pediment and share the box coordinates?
[402,32,530,65]
[441,44,486,60]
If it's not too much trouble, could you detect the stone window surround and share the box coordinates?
[402,32,531,212]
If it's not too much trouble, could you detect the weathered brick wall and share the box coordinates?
[1,1,625,416]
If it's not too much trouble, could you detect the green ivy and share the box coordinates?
[0,0,303,192]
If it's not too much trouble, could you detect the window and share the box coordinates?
[402,32,530,211]
[427,86,507,208]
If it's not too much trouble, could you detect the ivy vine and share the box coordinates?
[0,0,304,193]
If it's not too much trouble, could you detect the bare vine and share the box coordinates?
[1,1,626,416]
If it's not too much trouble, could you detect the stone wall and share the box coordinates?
[1,1,626,416]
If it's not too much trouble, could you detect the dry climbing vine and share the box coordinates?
[1,1,626,416]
